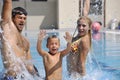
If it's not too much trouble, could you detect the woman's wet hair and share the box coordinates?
[77,16,92,47]
[12,7,27,18]
[77,16,92,27]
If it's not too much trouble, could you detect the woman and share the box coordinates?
[67,16,92,77]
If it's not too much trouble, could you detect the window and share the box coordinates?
[32,0,47,1]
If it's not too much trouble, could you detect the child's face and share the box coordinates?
[47,38,60,55]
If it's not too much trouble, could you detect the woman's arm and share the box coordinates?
[61,32,72,57]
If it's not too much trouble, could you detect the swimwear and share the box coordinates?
[33,65,40,77]
[2,76,14,80]
[71,38,81,53]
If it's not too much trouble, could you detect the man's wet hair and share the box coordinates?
[12,7,27,18]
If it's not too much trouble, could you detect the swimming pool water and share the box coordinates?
[0,30,120,80]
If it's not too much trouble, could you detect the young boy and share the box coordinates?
[37,30,72,80]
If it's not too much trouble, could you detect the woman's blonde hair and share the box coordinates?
[77,16,92,47]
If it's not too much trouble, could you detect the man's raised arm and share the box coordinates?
[1,0,12,22]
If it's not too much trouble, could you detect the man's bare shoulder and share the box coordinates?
[1,18,11,24]
[0,19,16,32]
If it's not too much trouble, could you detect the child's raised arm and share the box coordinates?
[37,30,47,56]
[61,32,72,57]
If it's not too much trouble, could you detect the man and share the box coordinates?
[0,0,39,79]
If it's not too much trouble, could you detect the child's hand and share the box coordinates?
[64,32,72,43]
[38,30,46,41]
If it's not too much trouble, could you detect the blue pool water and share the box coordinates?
[0,29,120,80]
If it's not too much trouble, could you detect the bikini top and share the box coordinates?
[71,38,81,53]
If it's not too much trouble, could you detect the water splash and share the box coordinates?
[0,27,42,80]
[64,51,118,80]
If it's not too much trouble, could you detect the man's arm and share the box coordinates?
[37,30,47,56]
[61,32,72,57]
[1,0,12,22]
[25,49,39,76]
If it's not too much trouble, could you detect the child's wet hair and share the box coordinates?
[47,35,59,42]
[12,7,27,18]
[46,35,60,46]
